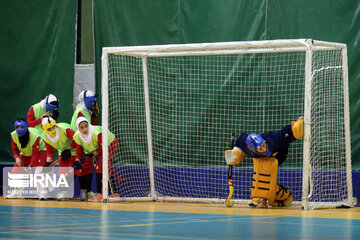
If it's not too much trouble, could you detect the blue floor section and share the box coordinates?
[0,205,359,240]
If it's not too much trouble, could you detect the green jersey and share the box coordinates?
[42,123,76,156]
[73,126,115,154]
[11,128,46,156]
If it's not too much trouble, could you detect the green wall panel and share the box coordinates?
[0,0,76,162]
[179,0,266,42]
[94,0,360,169]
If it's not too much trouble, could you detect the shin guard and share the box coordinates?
[251,157,278,205]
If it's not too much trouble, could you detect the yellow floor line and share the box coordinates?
[1,197,359,219]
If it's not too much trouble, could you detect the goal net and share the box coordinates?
[101,39,356,210]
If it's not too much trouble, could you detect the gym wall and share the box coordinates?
[0,0,76,162]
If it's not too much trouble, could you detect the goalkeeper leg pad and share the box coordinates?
[251,157,278,205]
[225,147,246,165]
[271,185,293,207]
[291,117,304,139]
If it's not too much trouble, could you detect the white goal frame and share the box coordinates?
[101,39,356,210]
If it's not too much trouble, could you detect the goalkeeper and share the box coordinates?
[224,117,304,208]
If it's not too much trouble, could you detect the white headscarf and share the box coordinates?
[76,117,94,144]
[78,90,95,102]
[76,101,88,112]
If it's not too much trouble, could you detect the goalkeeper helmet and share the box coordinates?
[82,90,97,110]
[246,133,271,156]
[41,116,57,136]
[14,119,29,137]
[45,94,60,112]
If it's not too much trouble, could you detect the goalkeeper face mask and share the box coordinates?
[80,90,97,110]
[42,117,57,136]
[84,95,97,110]
[14,119,29,137]
[45,94,60,112]
[246,133,271,157]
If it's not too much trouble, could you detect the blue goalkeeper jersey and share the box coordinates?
[234,125,296,166]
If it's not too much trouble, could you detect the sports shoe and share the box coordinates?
[57,191,69,201]
[38,190,47,201]
[80,189,88,201]
[5,188,23,199]
[87,191,96,199]
[248,198,268,208]
[109,193,120,199]
[89,193,102,202]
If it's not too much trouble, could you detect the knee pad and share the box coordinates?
[250,157,278,205]
[271,185,293,207]
[291,117,304,139]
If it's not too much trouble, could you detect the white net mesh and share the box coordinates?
[307,50,352,208]
[103,40,354,208]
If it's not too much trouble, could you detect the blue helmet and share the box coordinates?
[83,90,97,110]
[45,94,60,112]
[246,133,271,156]
[14,119,29,137]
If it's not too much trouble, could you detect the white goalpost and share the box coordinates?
[101,39,356,210]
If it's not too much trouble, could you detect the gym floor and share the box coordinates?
[0,198,359,239]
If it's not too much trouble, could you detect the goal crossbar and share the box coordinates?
[102,39,345,57]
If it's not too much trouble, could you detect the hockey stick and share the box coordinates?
[91,154,126,183]
[6,148,28,173]
[109,165,126,183]
[75,155,125,183]
[7,147,59,168]
[48,158,60,167]
[225,133,236,208]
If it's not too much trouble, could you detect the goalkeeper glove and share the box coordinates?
[61,149,71,161]
[225,147,245,165]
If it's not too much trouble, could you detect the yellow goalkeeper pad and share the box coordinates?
[271,185,293,207]
[251,157,278,205]
[291,117,304,139]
